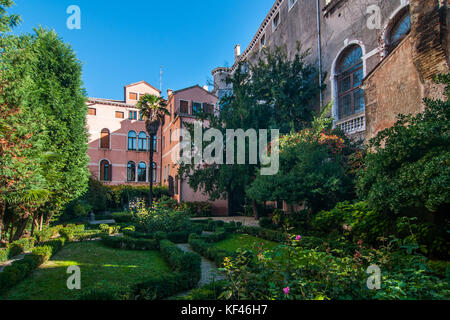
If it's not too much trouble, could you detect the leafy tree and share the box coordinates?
[179,45,323,216]
[357,74,449,258]
[0,22,89,239]
[247,104,358,214]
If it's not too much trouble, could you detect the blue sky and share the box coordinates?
[9,0,274,100]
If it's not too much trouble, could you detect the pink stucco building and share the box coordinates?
[161,85,228,216]
[86,81,162,186]
[86,81,228,215]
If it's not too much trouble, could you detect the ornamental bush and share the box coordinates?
[101,236,159,251]
[7,238,35,257]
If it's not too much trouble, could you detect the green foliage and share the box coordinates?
[133,201,192,233]
[177,280,228,300]
[357,74,450,258]
[101,235,159,251]
[112,211,133,223]
[7,237,35,256]
[178,201,212,217]
[219,238,449,300]
[179,45,322,215]
[0,248,9,262]
[247,110,358,213]
[313,201,390,244]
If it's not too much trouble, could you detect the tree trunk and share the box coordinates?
[12,218,29,241]
[252,200,260,220]
[39,213,43,231]
[149,133,154,207]
[227,191,233,217]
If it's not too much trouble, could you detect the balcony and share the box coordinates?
[335,113,365,135]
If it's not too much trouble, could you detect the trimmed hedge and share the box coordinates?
[7,238,35,257]
[0,237,66,292]
[101,236,159,251]
[86,239,202,300]
[174,280,228,300]
[111,212,133,223]
[188,234,233,267]
[238,226,286,243]
[123,226,203,244]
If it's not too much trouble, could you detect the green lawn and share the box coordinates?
[1,241,170,300]
[213,234,278,252]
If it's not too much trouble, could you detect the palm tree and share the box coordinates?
[136,94,170,207]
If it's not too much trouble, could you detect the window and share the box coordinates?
[180,100,189,114]
[88,108,96,116]
[336,45,365,120]
[115,111,124,119]
[100,129,110,149]
[387,9,411,54]
[192,102,202,114]
[129,92,138,100]
[128,131,137,150]
[139,112,144,121]
[100,160,111,182]
[272,12,280,31]
[260,34,266,48]
[288,0,297,10]
[174,177,179,195]
[203,103,214,115]
[127,161,136,182]
[150,162,157,183]
[137,162,147,182]
[138,132,147,151]
[129,110,137,120]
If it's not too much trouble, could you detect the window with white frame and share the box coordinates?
[272,12,280,32]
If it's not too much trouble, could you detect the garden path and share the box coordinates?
[0,252,30,273]
[176,243,225,290]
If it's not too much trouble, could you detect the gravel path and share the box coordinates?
[176,243,225,289]
[0,252,30,273]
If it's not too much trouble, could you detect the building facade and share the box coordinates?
[86,81,162,186]
[161,85,228,216]
[212,0,449,141]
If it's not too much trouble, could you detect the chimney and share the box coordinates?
[234,44,241,61]
[203,85,209,92]
[167,89,173,97]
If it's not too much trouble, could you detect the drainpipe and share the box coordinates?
[179,119,183,203]
[316,0,324,109]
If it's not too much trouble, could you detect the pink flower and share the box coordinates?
[295,235,302,241]
[283,287,290,295]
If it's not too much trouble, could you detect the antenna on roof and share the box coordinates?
[160,66,163,92]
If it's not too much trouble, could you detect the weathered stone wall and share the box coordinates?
[364,0,449,141]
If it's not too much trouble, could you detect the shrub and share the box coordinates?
[188,234,233,267]
[0,248,10,262]
[7,238,35,257]
[101,236,159,251]
[112,212,133,223]
[313,201,390,244]
[34,227,56,244]
[159,240,201,278]
[177,280,228,300]
[238,226,286,243]
[179,202,212,217]
[30,246,52,265]
[133,202,192,233]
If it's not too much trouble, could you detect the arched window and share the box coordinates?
[138,132,147,151]
[149,162,157,183]
[100,160,111,182]
[336,45,364,120]
[138,162,147,182]
[151,136,157,152]
[100,129,110,149]
[128,131,137,150]
[387,8,411,53]
[127,161,136,182]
